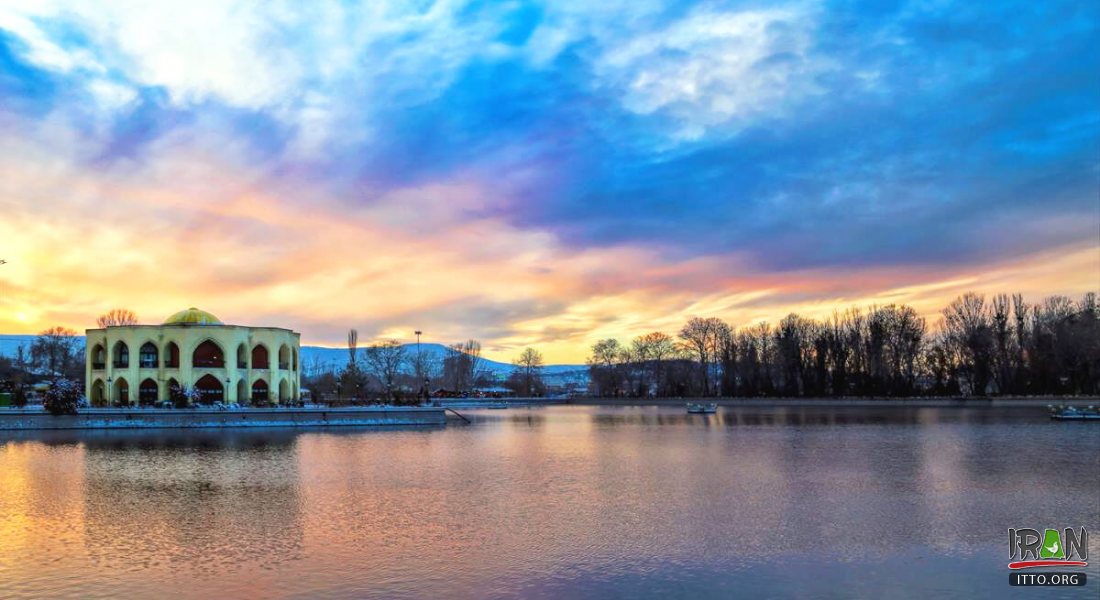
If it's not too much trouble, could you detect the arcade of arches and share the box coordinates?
[85,308,301,406]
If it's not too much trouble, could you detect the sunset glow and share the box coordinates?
[1,1,1096,363]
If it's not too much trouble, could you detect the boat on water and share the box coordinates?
[686,402,718,414]
[486,402,509,409]
[1048,405,1100,421]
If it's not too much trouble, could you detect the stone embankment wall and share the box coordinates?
[0,407,446,430]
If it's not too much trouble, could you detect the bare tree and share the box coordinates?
[96,308,138,328]
[347,329,359,367]
[413,351,442,385]
[511,347,545,396]
[586,338,623,396]
[364,340,407,394]
[678,317,725,395]
[30,326,80,377]
[942,293,994,395]
[1012,293,1030,391]
[641,332,675,396]
[461,339,484,386]
[443,339,483,391]
[991,294,1014,393]
[716,325,738,396]
[337,329,364,401]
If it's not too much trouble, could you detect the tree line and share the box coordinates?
[304,330,548,403]
[586,292,1100,398]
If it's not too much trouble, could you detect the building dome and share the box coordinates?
[163,307,222,325]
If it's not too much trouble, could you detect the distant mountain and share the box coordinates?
[0,335,34,358]
[300,343,588,386]
[0,335,588,384]
[300,342,584,376]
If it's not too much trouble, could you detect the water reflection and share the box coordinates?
[0,406,1096,600]
[80,440,306,574]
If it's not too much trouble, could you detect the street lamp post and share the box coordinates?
[414,329,423,381]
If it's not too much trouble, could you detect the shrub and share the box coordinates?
[174,386,202,408]
[43,378,81,416]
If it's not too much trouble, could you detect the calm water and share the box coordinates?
[1,405,1097,599]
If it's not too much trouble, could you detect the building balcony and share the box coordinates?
[92,362,105,370]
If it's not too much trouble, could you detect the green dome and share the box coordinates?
[163,307,222,325]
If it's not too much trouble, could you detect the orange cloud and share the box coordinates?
[0,126,1096,364]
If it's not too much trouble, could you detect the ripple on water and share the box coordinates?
[0,406,1097,599]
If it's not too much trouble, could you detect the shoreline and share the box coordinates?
[0,406,447,430]
[566,396,1097,408]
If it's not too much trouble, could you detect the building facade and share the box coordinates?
[84,308,301,406]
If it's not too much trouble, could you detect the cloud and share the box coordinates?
[0,0,1096,362]
[596,6,825,139]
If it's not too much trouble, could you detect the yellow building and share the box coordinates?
[84,308,301,406]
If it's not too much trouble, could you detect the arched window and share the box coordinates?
[112,341,129,368]
[278,379,289,403]
[91,345,106,370]
[192,340,225,368]
[236,343,248,369]
[194,374,224,404]
[251,344,269,369]
[251,379,269,404]
[113,377,129,406]
[165,342,180,368]
[90,379,106,406]
[279,345,290,370]
[139,378,158,404]
[139,342,158,368]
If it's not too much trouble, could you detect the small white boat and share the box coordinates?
[686,402,717,414]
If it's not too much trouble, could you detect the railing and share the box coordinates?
[113,360,129,368]
[164,361,179,368]
[237,362,247,369]
[92,362,105,370]
[279,362,289,370]
[192,359,224,368]
[139,359,157,368]
[253,361,269,369]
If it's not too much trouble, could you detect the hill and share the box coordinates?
[0,335,588,385]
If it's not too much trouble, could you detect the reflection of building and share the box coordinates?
[84,308,300,406]
[78,430,305,571]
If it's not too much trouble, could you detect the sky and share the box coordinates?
[0,0,1097,364]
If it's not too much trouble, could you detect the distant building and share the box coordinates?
[84,307,301,406]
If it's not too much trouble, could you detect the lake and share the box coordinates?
[1,405,1097,599]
